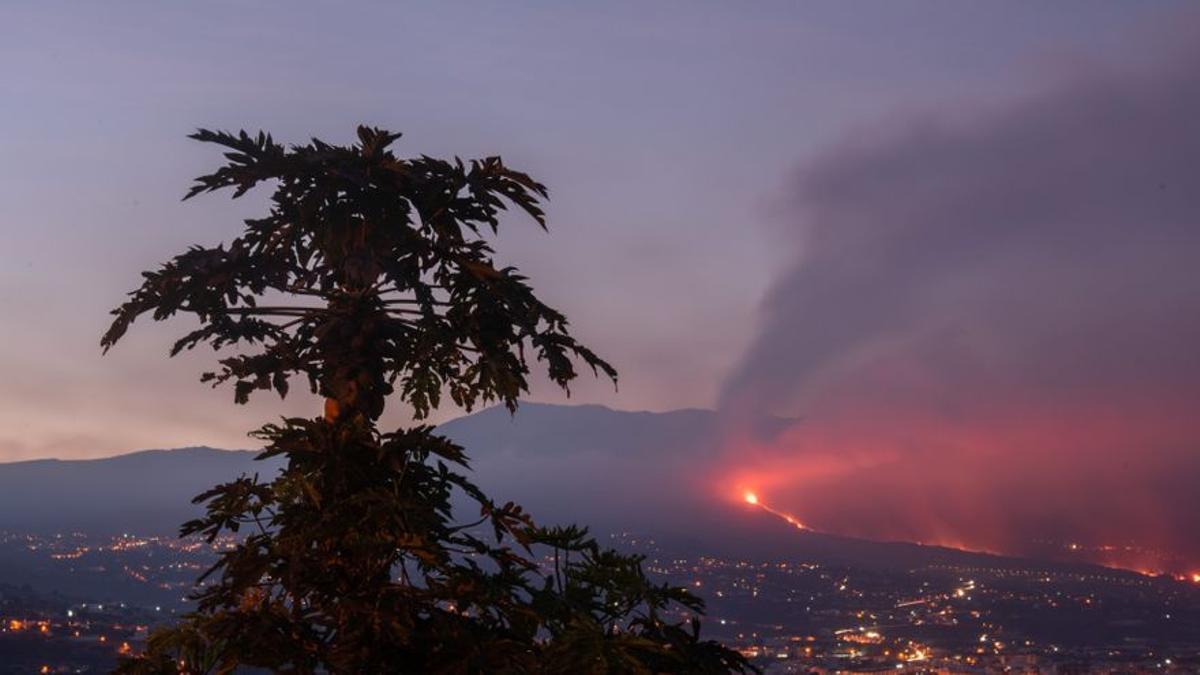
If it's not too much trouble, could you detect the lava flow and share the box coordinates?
[743,491,810,531]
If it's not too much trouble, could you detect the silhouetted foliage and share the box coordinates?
[103,127,751,673]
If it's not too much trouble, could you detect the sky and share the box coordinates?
[0,0,1197,502]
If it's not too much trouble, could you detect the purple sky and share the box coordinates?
[0,1,1196,460]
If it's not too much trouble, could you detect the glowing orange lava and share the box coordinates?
[740,490,810,531]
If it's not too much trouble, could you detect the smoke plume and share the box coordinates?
[717,38,1200,572]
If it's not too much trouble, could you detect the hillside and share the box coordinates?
[0,403,1130,578]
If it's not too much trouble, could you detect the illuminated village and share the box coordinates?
[633,535,1200,673]
[3,527,1199,673]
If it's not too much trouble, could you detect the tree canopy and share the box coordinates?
[104,127,751,673]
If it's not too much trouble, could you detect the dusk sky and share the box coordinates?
[2,0,1199,568]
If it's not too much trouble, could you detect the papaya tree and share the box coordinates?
[102,127,751,673]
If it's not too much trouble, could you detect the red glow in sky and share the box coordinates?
[712,397,1200,574]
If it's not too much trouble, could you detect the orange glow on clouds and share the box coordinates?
[709,375,1200,573]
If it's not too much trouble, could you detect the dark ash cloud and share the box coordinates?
[717,38,1200,570]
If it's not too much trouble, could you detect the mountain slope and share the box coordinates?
[0,404,1131,578]
[0,447,278,534]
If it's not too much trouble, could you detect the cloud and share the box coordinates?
[716,36,1200,571]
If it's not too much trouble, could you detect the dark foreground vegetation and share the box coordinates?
[101,127,749,673]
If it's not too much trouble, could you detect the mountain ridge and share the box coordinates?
[0,403,1139,580]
